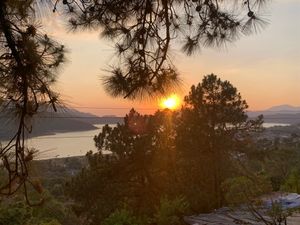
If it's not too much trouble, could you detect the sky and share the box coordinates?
[44,0,300,116]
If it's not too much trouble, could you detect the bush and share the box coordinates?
[154,197,189,225]
[282,169,300,193]
[0,202,31,225]
[102,209,141,225]
[222,175,272,206]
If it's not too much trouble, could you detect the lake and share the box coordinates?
[263,123,290,128]
[27,124,108,160]
[3,122,290,160]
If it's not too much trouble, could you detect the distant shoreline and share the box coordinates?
[1,122,298,161]
[0,125,99,142]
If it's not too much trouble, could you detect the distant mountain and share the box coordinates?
[0,106,123,141]
[0,116,97,141]
[46,106,123,125]
[248,105,300,125]
[266,105,300,113]
[2,103,299,141]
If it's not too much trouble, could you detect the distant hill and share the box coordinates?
[0,106,123,141]
[2,104,300,141]
[266,105,300,113]
[248,105,300,125]
[45,106,123,125]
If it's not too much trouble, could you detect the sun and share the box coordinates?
[160,94,180,110]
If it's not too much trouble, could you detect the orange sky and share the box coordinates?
[44,0,300,116]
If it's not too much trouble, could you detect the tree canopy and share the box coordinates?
[0,0,65,202]
[66,74,265,224]
[62,0,268,98]
[0,0,270,199]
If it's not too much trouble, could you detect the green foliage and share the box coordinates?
[0,195,79,225]
[154,197,189,225]
[38,220,61,225]
[102,209,141,225]
[282,169,300,193]
[102,197,189,225]
[266,201,294,225]
[66,109,178,224]
[244,138,300,193]
[0,202,31,225]
[264,145,300,183]
[222,175,272,206]
[30,199,66,223]
[175,74,263,209]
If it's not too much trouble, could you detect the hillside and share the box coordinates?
[2,104,300,141]
[248,105,300,125]
[0,106,123,141]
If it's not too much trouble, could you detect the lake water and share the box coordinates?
[3,122,291,160]
[27,124,108,160]
[263,123,290,128]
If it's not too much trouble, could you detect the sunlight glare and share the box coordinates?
[160,94,180,110]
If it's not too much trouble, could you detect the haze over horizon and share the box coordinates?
[66,103,300,118]
[44,0,299,116]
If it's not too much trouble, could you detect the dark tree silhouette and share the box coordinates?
[0,0,269,199]
[175,74,263,208]
[66,109,177,224]
[0,0,66,203]
[66,76,265,223]
[55,0,268,98]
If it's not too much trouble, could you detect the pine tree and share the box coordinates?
[0,0,65,203]
[58,0,269,98]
